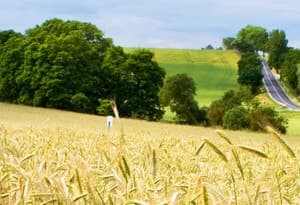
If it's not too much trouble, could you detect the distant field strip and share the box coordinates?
[150,49,239,68]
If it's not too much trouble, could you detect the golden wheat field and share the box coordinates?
[1,103,300,204]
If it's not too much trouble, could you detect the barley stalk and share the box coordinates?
[122,155,131,177]
[19,153,34,163]
[216,130,233,145]
[72,193,88,202]
[231,173,238,205]
[204,139,228,162]
[75,168,83,194]
[195,141,205,156]
[253,185,261,205]
[152,149,157,179]
[118,161,128,183]
[231,148,244,180]
[203,185,210,205]
[237,145,268,159]
[40,199,57,205]
[124,199,149,205]
[266,126,296,158]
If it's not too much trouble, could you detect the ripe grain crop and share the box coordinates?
[1,126,299,204]
[1,103,300,204]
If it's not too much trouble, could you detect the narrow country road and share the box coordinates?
[261,59,300,111]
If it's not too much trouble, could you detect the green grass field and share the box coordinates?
[126,49,239,106]
[1,102,300,204]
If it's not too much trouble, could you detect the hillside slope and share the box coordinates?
[126,48,240,106]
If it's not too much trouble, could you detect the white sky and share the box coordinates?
[1,0,300,49]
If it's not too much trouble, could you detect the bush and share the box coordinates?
[249,105,287,133]
[160,73,204,124]
[97,99,113,115]
[223,106,250,130]
[71,93,92,113]
[207,88,253,126]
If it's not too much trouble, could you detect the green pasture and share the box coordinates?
[160,62,237,106]
[280,111,300,136]
[126,48,240,106]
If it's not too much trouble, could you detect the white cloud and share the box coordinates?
[1,0,300,49]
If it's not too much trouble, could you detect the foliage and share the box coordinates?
[235,25,268,52]
[97,99,113,115]
[222,106,250,130]
[207,88,253,126]
[0,30,22,45]
[237,52,263,93]
[0,33,25,101]
[71,92,92,113]
[298,64,300,93]
[0,19,165,120]
[265,29,288,70]
[210,95,287,133]
[248,100,288,133]
[205,44,214,50]
[160,73,205,124]
[119,49,166,120]
[281,48,300,93]
[222,37,235,50]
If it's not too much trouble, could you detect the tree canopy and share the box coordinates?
[0,19,165,120]
[160,74,206,124]
[235,25,268,52]
[281,48,300,93]
[237,52,263,94]
[265,29,288,70]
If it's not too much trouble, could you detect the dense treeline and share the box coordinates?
[0,19,165,120]
[0,20,294,132]
[224,25,300,95]
[215,25,289,133]
[281,48,300,94]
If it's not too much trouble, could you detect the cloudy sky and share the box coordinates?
[1,0,300,49]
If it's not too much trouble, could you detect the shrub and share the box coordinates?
[249,105,287,133]
[207,88,253,126]
[97,99,113,115]
[223,106,250,130]
[71,92,92,113]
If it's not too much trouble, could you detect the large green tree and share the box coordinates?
[0,19,166,120]
[120,49,166,120]
[235,25,268,52]
[14,19,112,112]
[0,30,21,45]
[265,29,288,70]
[237,52,263,93]
[222,37,235,50]
[297,64,300,93]
[281,48,300,93]
[160,74,205,124]
[230,25,268,53]
[0,32,25,101]
[101,47,166,120]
